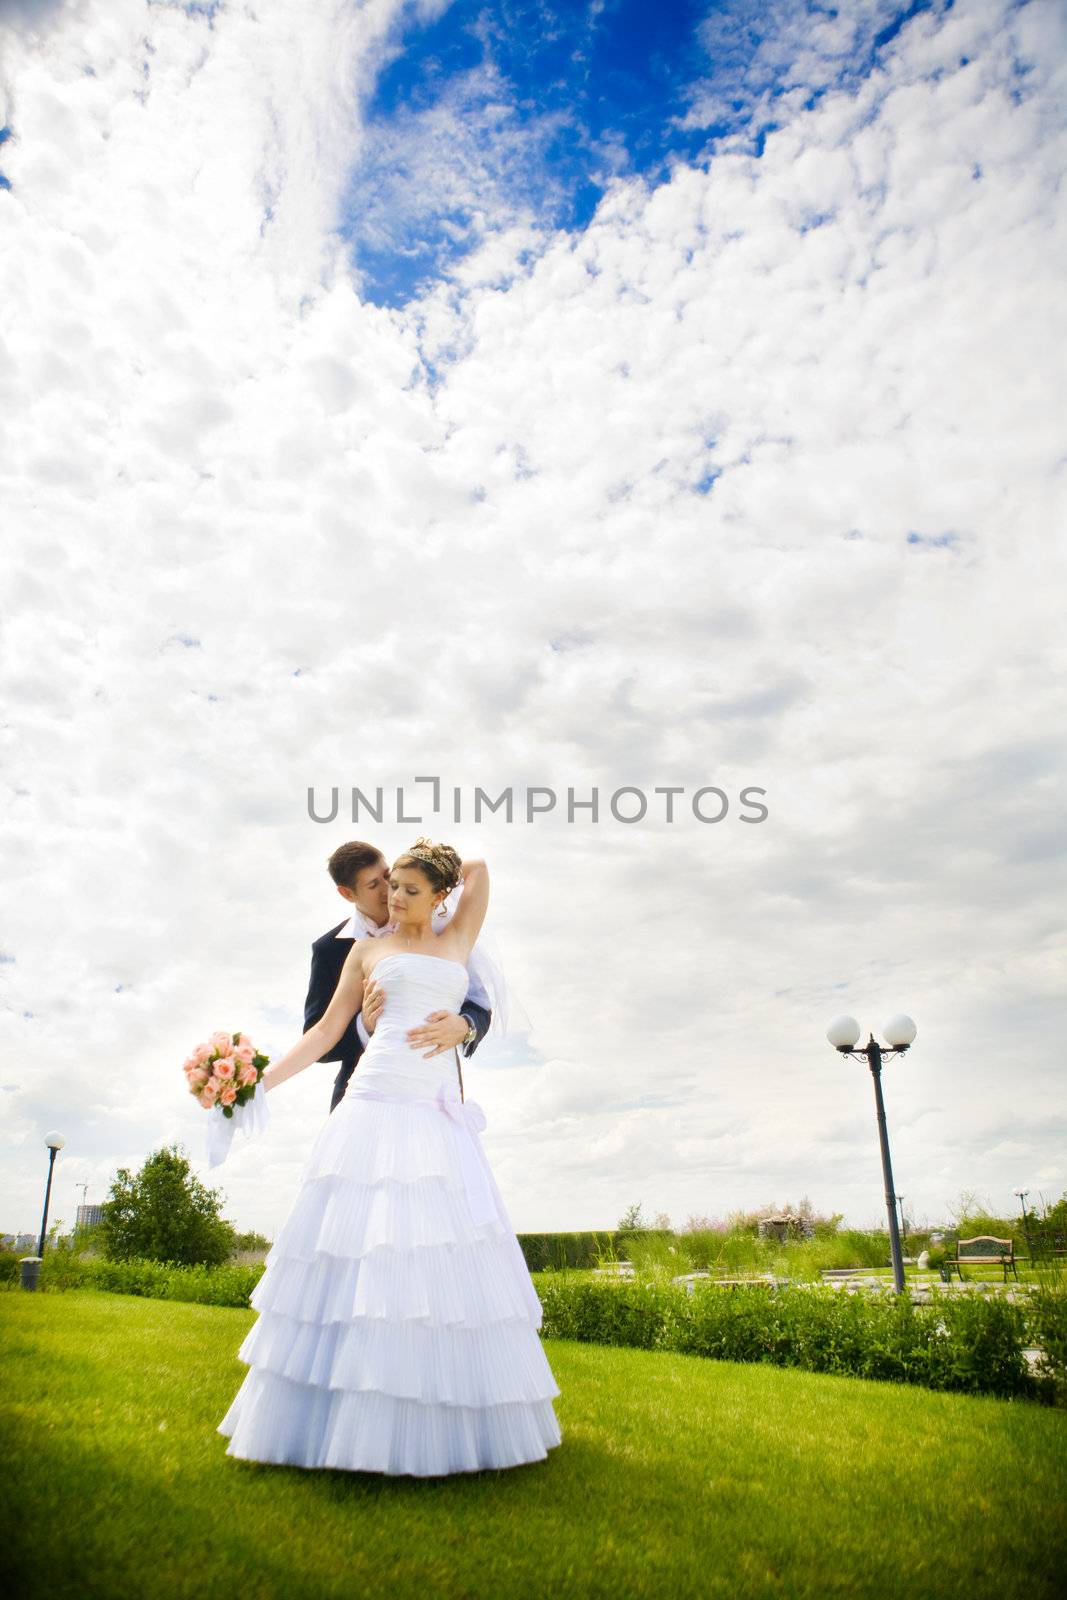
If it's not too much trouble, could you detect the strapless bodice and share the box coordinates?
[366,952,469,1031]
[349,952,470,1100]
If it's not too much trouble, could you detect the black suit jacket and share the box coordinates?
[303,919,493,1113]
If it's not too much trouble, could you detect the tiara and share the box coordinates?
[404,836,461,886]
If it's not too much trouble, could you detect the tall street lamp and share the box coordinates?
[37,1131,66,1255]
[21,1130,66,1291]
[826,1014,917,1294]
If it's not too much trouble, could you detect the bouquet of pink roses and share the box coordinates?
[185,1030,271,1168]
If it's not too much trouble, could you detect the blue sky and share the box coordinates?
[344,0,952,305]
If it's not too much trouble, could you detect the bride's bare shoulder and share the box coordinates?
[342,938,377,974]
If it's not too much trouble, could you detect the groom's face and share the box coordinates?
[347,857,391,922]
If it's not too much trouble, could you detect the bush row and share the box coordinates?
[0,1241,687,1293]
[0,1248,260,1306]
[6,1246,1064,1408]
[536,1276,1067,1405]
[512,1229,894,1274]
[0,1231,644,1282]
[515,1231,664,1271]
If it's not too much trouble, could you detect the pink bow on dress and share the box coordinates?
[435,1082,495,1226]
[435,1080,488,1132]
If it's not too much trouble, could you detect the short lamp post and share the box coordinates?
[826,1014,917,1294]
[21,1130,66,1292]
[1013,1189,1031,1258]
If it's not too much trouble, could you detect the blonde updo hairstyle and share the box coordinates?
[392,837,463,901]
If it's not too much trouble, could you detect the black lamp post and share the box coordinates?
[1013,1189,1031,1259]
[21,1131,65,1291]
[37,1131,65,1254]
[826,1014,917,1294]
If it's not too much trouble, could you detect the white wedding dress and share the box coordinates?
[217,951,562,1475]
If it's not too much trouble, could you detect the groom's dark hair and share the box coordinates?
[327,841,385,889]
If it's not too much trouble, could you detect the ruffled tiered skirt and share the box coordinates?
[217,1090,563,1476]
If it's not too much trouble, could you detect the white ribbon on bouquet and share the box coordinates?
[205,1085,271,1169]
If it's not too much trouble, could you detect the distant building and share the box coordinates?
[1,1233,40,1253]
[75,1204,104,1231]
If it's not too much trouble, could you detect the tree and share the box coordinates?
[100,1144,236,1267]
[1026,1190,1067,1259]
[617,1201,647,1231]
[232,1229,272,1253]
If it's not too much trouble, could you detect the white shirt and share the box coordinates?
[335,909,395,942]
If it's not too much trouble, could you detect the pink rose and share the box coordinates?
[194,1042,213,1064]
[213,1058,236,1081]
[219,1085,237,1106]
[210,1031,234,1056]
[238,1063,258,1087]
[236,1032,254,1048]
[234,1043,254,1065]
[183,1055,200,1073]
[190,1068,210,1089]
[199,1084,218,1107]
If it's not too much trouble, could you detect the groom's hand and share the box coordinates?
[362,974,386,1035]
[407,1011,469,1058]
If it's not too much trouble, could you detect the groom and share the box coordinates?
[303,840,493,1113]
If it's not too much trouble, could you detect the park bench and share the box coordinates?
[941,1236,1018,1283]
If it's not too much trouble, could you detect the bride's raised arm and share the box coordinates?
[448,858,489,957]
[263,944,367,1094]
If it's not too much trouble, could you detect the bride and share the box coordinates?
[217,838,563,1475]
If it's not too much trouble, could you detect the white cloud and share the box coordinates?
[1,0,1064,1242]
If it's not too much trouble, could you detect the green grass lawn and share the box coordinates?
[2,1289,1065,1600]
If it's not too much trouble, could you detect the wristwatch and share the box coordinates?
[460,1020,478,1050]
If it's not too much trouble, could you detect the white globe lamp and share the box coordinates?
[882,1015,917,1049]
[826,1015,861,1051]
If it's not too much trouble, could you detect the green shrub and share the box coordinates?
[38,1249,96,1293]
[922,1290,1034,1398]
[1026,1269,1067,1403]
[517,1231,626,1272]
[1,1252,265,1309]
[0,1228,102,1292]
[87,1255,263,1307]
[618,1224,896,1280]
[537,1277,1057,1405]
[88,1256,173,1298]
[535,1276,670,1350]
[158,1261,264,1308]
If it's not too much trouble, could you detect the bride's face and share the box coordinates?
[388,864,444,924]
